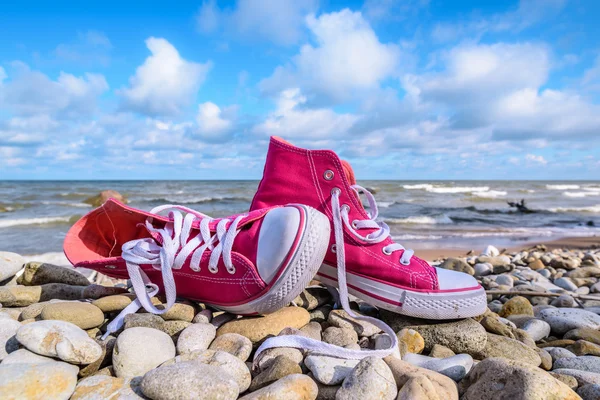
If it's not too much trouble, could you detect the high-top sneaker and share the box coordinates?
[64,200,330,337]
[251,137,487,320]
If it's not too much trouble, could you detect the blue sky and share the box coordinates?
[1,0,599,180]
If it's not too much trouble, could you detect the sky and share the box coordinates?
[1,0,599,180]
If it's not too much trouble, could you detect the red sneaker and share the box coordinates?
[251,137,487,320]
[64,200,330,335]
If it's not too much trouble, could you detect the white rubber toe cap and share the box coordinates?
[256,206,302,284]
[435,267,479,290]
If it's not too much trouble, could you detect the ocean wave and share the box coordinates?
[563,191,600,198]
[546,184,580,190]
[548,205,600,213]
[426,186,490,194]
[392,234,444,240]
[41,201,92,208]
[584,187,600,192]
[378,201,395,208]
[472,190,507,199]
[403,184,434,190]
[0,216,74,229]
[140,195,251,205]
[385,215,454,225]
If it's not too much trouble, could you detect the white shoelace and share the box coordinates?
[102,205,244,340]
[254,185,413,362]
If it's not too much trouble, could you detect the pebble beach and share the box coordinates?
[2,239,600,399]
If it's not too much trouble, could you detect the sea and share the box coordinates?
[1,180,599,256]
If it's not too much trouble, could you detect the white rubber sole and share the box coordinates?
[216,205,331,315]
[317,264,487,320]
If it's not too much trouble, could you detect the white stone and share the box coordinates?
[0,251,24,281]
[552,369,600,386]
[495,275,514,287]
[0,318,20,360]
[539,308,600,335]
[305,354,360,385]
[176,322,216,354]
[0,361,78,400]
[337,356,397,400]
[474,263,493,277]
[482,245,500,257]
[403,353,473,381]
[16,320,102,364]
[554,277,578,292]
[1,348,57,365]
[113,327,175,378]
[522,319,551,341]
[544,347,577,363]
[554,356,600,374]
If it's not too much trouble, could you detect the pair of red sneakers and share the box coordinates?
[64,137,486,358]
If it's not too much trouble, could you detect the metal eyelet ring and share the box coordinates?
[105,265,117,269]
[382,247,392,255]
[342,204,350,213]
[331,244,337,253]
[331,187,341,196]
[227,267,236,275]
[190,266,200,272]
[351,220,358,229]
[324,170,334,180]
[400,259,410,266]
[209,267,218,274]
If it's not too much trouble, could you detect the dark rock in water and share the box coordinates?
[84,190,127,207]
[587,221,596,227]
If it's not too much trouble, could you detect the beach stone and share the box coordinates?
[192,309,213,324]
[0,318,20,360]
[546,347,577,362]
[161,320,191,338]
[310,305,332,322]
[397,328,425,355]
[313,380,339,400]
[540,339,577,348]
[141,361,239,400]
[209,332,252,361]
[397,376,441,400]
[124,313,164,330]
[18,262,89,286]
[528,259,545,270]
[152,302,196,322]
[578,384,600,400]
[480,316,514,338]
[113,327,175,378]
[0,361,79,400]
[384,356,458,400]
[0,252,24,282]
[327,309,381,337]
[304,355,360,385]
[568,266,600,279]
[403,353,473,381]
[238,374,318,400]
[460,357,579,400]
[538,348,554,370]
[487,300,503,313]
[299,321,322,341]
[163,349,250,392]
[255,347,304,371]
[216,307,310,343]
[569,340,600,356]
[474,263,493,277]
[499,296,534,317]
[0,348,56,365]
[555,277,579,292]
[293,287,331,311]
[495,274,514,287]
[565,328,600,345]
[92,294,138,313]
[0,283,127,307]
[540,308,600,335]
[477,255,511,267]
[438,258,474,275]
[249,355,302,392]
[553,369,600,385]
[41,301,104,329]
[79,336,115,378]
[550,372,579,390]
[71,375,145,400]
[322,326,358,347]
[552,258,581,271]
[380,312,487,354]
[16,320,102,364]
[337,356,397,400]
[429,344,456,358]
[176,322,216,354]
[521,318,551,341]
[551,294,576,308]
[19,299,66,320]
[554,356,600,373]
[475,333,541,366]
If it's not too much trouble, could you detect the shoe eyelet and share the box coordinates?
[400,259,410,266]
[105,265,117,270]
[382,247,392,255]
[324,170,335,180]
[190,266,200,272]
[351,220,358,229]
[330,244,337,253]
[342,204,350,212]
[209,267,218,274]
[331,187,341,196]
[227,267,236,275]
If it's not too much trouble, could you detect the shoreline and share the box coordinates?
[410,235,600,262]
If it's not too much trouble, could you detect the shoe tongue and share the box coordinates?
[341,160,356,185]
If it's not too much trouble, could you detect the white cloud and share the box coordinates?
[0,67,6,83]
[363,0,429,21]
[0,63,108,117]
[260,9,400,100]
[196,0,317,46]
[525,154,548,165]
[118,37,212,116]
[253,88,359,139]
[193,102,236,141]
[54,30,112,65]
